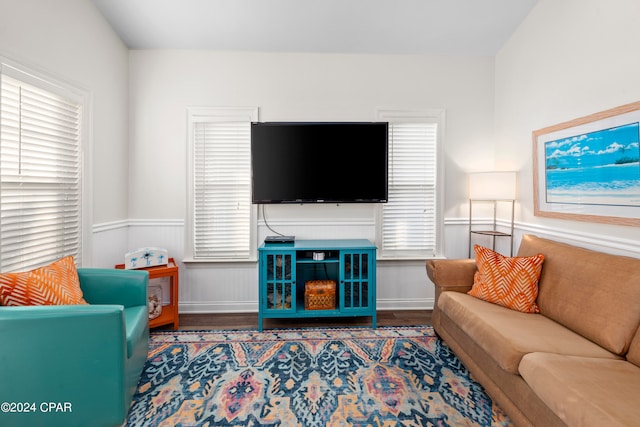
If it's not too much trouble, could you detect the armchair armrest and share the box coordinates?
[0,305,130,426]
[78,268,148,307]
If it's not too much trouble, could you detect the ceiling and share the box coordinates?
[90,0,539,56]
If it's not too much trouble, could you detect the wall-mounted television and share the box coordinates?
[251,122,388,204]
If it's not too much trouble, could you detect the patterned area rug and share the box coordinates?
[126,326,512,426]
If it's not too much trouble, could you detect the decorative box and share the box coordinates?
[305,280,336,310]
[148,284,163,320]
[124,247,169,269]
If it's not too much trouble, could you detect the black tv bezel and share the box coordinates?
[250,121,389,204]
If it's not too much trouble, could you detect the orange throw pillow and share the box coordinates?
[0,256,87,306]
[468,245,544,313]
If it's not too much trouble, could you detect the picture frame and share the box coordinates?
[533,101,640,226]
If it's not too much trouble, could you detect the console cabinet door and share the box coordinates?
[261,250,296,314]
[340,250,373,313]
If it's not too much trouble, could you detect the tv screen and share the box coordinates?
[251,122,388,204]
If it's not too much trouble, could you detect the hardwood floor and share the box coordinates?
[166,309,432,331]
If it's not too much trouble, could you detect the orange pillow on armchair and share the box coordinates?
[0,256,87,306]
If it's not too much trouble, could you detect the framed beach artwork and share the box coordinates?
[533,101,640,226]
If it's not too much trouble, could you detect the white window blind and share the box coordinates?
[0,71,83,272]
[377,110,444,259]
[187,107,258,261]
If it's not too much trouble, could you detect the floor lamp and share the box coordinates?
[468,172,517,257]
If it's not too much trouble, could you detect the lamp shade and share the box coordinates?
[468,172,517,200]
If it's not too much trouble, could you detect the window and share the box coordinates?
[376,109,445,259]
[185,107,258,261]
[0,61,88,272]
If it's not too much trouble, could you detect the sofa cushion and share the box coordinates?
[517,235,640,355]
[468,245,544,313]
[438,292,620,374]
[0,256,88,306]
[519,352,640,427]
[627,328,640,367]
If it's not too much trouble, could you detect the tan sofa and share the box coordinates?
[426,234,640,427]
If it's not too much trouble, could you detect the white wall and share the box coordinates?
[0,0,131,265]
[128,51,495,220]
[494,0,640,245]
[5,0,638,316]
[126,50,496,312]
[127,7,640,313]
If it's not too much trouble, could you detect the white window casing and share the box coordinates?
[376,109,445,259]
[185,107,258,262]
[0,59,90,271]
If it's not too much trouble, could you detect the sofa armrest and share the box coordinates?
[0,305,130,426]
[426,259,477,333]
[426,258,476,290]
[426,258,476,310]
[78,268,148,307]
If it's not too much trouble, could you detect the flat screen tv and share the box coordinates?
[251,122,388,204]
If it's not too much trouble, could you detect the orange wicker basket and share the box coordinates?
[304,280,336,310]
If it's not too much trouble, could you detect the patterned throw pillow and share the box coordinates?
[0,256,87,306]
[468,245,544,313]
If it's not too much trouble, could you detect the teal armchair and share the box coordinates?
[0,268,149,427]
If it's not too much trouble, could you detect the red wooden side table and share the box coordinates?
[116,258,179,330]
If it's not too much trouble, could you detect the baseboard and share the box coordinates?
[179,301,258,314]
[179,298,434,314]
[376,298,434,310]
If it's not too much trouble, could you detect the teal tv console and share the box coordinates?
[258,239,377,331]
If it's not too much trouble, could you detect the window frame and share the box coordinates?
[0,57,92,271]
[376,108,445,260]
[184,106,259,262]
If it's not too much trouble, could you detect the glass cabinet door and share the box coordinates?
[341,251,371,311]
[262,251,295,312]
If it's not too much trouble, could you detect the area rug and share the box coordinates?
[126,326,512,426]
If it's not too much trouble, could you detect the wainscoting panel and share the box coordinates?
[257,220,376,244]
[91,220,130,268]
[92,218,640,314]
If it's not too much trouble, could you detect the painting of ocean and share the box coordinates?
[545,122,640,207]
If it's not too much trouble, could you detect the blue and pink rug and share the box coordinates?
[126,326,511,426]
